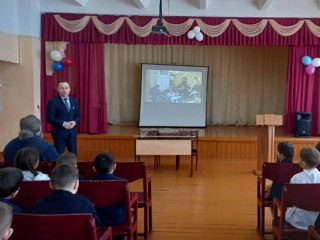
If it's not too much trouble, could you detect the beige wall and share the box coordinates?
[0,31,20,63]
[0,35,40,151]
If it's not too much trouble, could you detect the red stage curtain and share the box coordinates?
[41,42,107,134]
[284,46,320,134]
[42,13,320,46]
[41,13,320,134]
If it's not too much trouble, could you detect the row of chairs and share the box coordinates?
[79,161,152,240]
[11,213,113,240]
[12,180,137,240]
[257,162,320,240]
[0,161,152,240]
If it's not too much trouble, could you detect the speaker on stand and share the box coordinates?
[294,112,312,137]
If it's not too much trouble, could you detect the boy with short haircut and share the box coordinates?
[91,152,125,181]
[56,152,84,180]
[0,202,13,240]
[90,152,126,226]
[285,147,320,230]
[56,152,77,166]
[0,167,24,213]
[32,163,101,226]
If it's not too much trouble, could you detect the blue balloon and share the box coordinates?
[302,56,312,66]
[52,61,64,71]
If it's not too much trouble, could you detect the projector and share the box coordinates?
[152,25,169,35]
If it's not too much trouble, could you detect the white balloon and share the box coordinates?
[195,32,204,41]
[193,26,201,33]
[187,30,196,39]
[312,58,320,67]
[50,50,62,61]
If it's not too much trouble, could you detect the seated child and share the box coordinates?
[56,152,84,180]
[56,152,77,166]
[285,147,320,230]
[266,141,294,201]
[91,152,125,181]
[32,163,101,226]
[0,167,24,213]
[90,152,126,226]
[14,147,50,181]
[0,202,13,240]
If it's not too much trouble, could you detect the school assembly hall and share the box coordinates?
[1,0,320,239]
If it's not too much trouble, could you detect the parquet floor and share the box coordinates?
[127,158,266,240]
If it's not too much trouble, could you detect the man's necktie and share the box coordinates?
[64,98,70,112]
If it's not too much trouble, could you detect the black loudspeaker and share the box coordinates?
[294,112,312,137]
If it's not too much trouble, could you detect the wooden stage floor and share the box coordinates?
[42,126,320,162]
[106,125,260,138]
[130,158,271,240]
[106,125,316,139]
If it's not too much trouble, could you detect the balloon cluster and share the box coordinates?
[50,50,72,72]
[187,26,204,41]
[301,55,320,75]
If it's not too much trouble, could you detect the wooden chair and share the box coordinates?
[11,213,112,240]
[0,161,55,174]
[114,161,152,240]
[273,183,320,240]
[77,180,138,240]
[37,161,56,174]
[77,161,97,179]
[13,180,52,209]
[190,130,199,170]
[0,161,13,168]
[309,225,320,240]
[257,162,301,239]
[177,130,199,171]
[77,161,152,239]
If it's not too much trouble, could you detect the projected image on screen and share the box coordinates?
[145,70,202,104]
[139,64,209,127]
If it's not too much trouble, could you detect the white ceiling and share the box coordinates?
[39,0,320,18]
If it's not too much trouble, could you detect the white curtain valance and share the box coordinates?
[53,14,320,38]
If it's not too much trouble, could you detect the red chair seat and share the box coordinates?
[11,213,112,240]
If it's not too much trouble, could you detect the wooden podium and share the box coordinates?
[254,114,283,175]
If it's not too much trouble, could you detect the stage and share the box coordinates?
[43,125,319,163]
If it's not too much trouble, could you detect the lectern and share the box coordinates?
[255,114,283,175]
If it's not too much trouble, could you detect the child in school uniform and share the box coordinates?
[0,202,13,240]
[285,147,320,230]
[90,152,126,226]
[14,147,50,181]
[0,167,24,213]
[32,163,101,226]
[56,152,84,180]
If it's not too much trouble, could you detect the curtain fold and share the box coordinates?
[105,44,287,126]
[41,13,320,134]
[41,42,107,134]
[42,13,320,46]
[284,46,320,134]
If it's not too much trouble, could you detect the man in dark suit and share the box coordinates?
[46,81,80,155]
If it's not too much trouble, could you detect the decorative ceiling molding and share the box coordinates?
[256,0,272,10]
[199,0,209,10]
[74,0,89,7]
[133,0,151,9]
